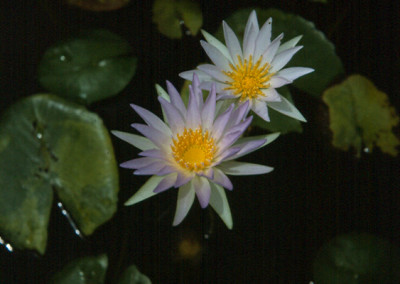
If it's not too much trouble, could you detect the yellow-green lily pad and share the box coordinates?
[152,0,202,39]
[0,94,119,254]
[38,30,137,104]
[323,74,399,157]
[215,8,344,97]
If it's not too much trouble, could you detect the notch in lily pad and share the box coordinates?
[0,94,119,254]
[38,30,137,105]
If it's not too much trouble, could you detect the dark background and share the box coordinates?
[1,0,399,283]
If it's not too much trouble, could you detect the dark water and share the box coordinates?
[1,0,399,283]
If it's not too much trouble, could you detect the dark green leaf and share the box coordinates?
[0,94,119,254]
[152,0,202,39]
[215,8,344,97]
[38,30,137,104]
[313,233,400,284]
[323,74,399,157]
[50,254,108,284]
[252,87,303,134]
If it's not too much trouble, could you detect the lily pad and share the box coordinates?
[0,94,119,254]
[118,265,152,284]
[252,87,303,134]
[313,233,400,284]
[50,254,108,284]
[323,74,399,157]
[152,0,202,39]
[215,8,344,97]
[38,30,137,104]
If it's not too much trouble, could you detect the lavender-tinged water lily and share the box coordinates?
[180,10,314,122]
[112,75,278,228]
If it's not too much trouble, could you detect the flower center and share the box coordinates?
[223,55,274,101]
[171,128,216,172]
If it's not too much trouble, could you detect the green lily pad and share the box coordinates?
[323,74,399,157]
[38,30,137,104]
[215,8,344,97]
[118,265,152,284]
[313,233,400,284]
[0,94,119,254]
[252,87,303,134]
[152,0,202,39]
[50,254,108,284]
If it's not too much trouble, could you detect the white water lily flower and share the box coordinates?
[180,10,314,122]
[112,75,278,228]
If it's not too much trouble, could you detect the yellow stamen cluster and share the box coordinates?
[223,55,274,101]
[171,128,216,172]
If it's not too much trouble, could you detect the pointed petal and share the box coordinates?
[271,46,303,72]
[201,84,216,130]
[233,133,280,159]
[209,182,233,229]
[139,149,166,159]
[166,81,186,116]
[173,181,196,226]
[131,123,170,150]
[175,171,194,188]
[223,21,243,65]
[120,157,157,169]
[198,64,230,82]
[111,130,155,151]
[155,84,170,102]
[244,10,259,36]
[261,33,284,65]
[201,29,232,62]
[218,161,273,175]
[260,88,282,102]
[192,176,211,208]
[124,175,164,205]
[243,23,257,59]
[134,161,166,175]
[130,104,171,136]
[225,139,266,161]
[267,95,307,122]
[252,100,270,122]
[179,69,212,82]
[254,17,273,58]
[186,88,202,129]
[200,40,231,70]
[212,168,233,190]
[212,104,234,141]
[153,173,178,193]
[277,35,302,53]
[216,146,241,162]
[277,67,314,81]
[158,97,185,135]
[269,76,292,88]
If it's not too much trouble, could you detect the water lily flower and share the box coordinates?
[112,75,278,228]
[180,10,314,122]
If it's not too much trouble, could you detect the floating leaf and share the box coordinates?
[215,8,344,97]
[152,0,202,39]
[323,74,399,157]
[252,87,303,134]
[66,0,130,11]
[0,94,119,254]
[38,30,137,104]
[50,254,108,284]
[313,233,400,284]
[118,265,152,284]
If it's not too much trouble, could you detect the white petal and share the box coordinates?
[218,161,273,175]
[173,181,196,226]
[244,10,259,36]
[155,84,170,122]
[254,17,272,58]
[277,67,314,81]
[260,88,281,102]
[271,46,303,72]
[124,175,164,206]
[267,95,307,122]
[223,21,243,65]
[111,130,155,151]
[209,182,233,229]
[243,23,257,59]
[130,104,171,136]
[269,76,292,89]
[179,69,212,82]
[192,176,211,208]
[201,29,232,62]
[261,33,284,65]
[198,64,230,82]
[252,99,270,122]
[235,132,280,151]
[277,35,302,53]
[201,84,216,130]
[200,40,231,70]
[166,81,186,117]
